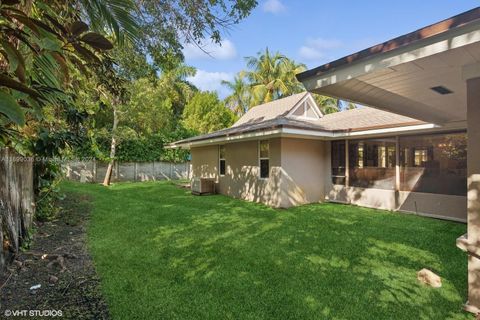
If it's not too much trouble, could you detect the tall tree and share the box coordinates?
[131,0,258,70]
[182,91,236,134]
[124,78,174,136]
[312,94,357,114]
[157,64,197,119]
[245,48,306,106]
[222,73,251,116]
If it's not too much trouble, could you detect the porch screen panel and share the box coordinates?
[348,138,396,190]
[331,140,346,185]
[399,132,467,196]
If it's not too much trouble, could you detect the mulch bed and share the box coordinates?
[0,193,109,319]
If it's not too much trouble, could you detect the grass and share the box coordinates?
[61,180,471,320]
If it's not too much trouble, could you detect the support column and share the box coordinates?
[394,136,401,210]
[466,76,480,314]
[395,136,400,191]
[345,139,349,187]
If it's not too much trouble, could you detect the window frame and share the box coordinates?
[258,140,270,179]
[219,145,226,176]
[331,140,346,185]
[413,148,428,167]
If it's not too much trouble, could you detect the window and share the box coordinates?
[259,140,269,179]
[219,145,226,176]
[414,148,428,167]
[399,132,466,196]
[348,138,396,190]
[331,140,346,185]
[290,101,320,119]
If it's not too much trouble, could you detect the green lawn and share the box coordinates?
[61,181,471,320]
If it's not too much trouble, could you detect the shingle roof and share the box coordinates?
[314,107,420,131]
[232,92,308,127]
[169,93,424,147]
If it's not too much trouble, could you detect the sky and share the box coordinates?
[184,1,480,98]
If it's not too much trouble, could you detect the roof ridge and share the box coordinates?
[250,91,308,110]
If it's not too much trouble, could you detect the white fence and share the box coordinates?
[64,160,191,183]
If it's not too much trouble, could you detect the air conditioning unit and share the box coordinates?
[191,177,216,195]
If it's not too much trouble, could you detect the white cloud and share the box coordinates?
[298,38,343,61]
[183,39,237,60]
[262,0,286,14]
[187,70,234,98]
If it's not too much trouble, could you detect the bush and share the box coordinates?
[73,127,194,163]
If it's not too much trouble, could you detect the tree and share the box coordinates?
[312,94,357,114]
[182,92,236,134]
[0,0,140,258]
[124,78,174,136]
[110,40,157,81]
[312,95,339,114]
[245,48,306,106]
[130,0,258,70]
[0,0,140,131]
[222,73,252,116]
[157,64,197,119]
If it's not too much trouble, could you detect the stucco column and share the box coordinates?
[395,136,400,191]
[394,136,401,209]
[345,140,349,187]
[467,76,480,313]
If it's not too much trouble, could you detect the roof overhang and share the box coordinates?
[297,7,480,125]
[167,121,465,149]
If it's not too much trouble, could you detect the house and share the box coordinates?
[171,7,480,313]
[169,91,466,222]
[295,7,480,315]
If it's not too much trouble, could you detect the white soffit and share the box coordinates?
[302,22,480,125]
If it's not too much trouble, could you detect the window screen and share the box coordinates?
[219,145,226,175]
[399,132,466,196]
[331,140,346,185]
[348,138,396,190]
[259,140,269,178]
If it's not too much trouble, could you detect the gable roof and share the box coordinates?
[233,92,311,126]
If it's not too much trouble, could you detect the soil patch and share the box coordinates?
[0,192,109,319]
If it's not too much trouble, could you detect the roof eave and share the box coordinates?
[296,7,480,82]
[166,120,465,149]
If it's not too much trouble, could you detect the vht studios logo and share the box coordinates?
[3,309,63,317]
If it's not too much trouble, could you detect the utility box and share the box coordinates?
[191,178,215,195]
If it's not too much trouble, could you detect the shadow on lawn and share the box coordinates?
[85,182,469,319]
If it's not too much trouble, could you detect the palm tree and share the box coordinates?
[312,94,357,114]
[280,58,307,94]
[157,64,197,119]
[222,73,251,116]
[245,48,306,106]
[313,94,339,114]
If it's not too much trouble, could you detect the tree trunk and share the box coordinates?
[103,105,119,186]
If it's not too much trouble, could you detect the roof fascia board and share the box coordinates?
[169,129,284,149]
[168,121,466,149]
[301,23,480,91]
